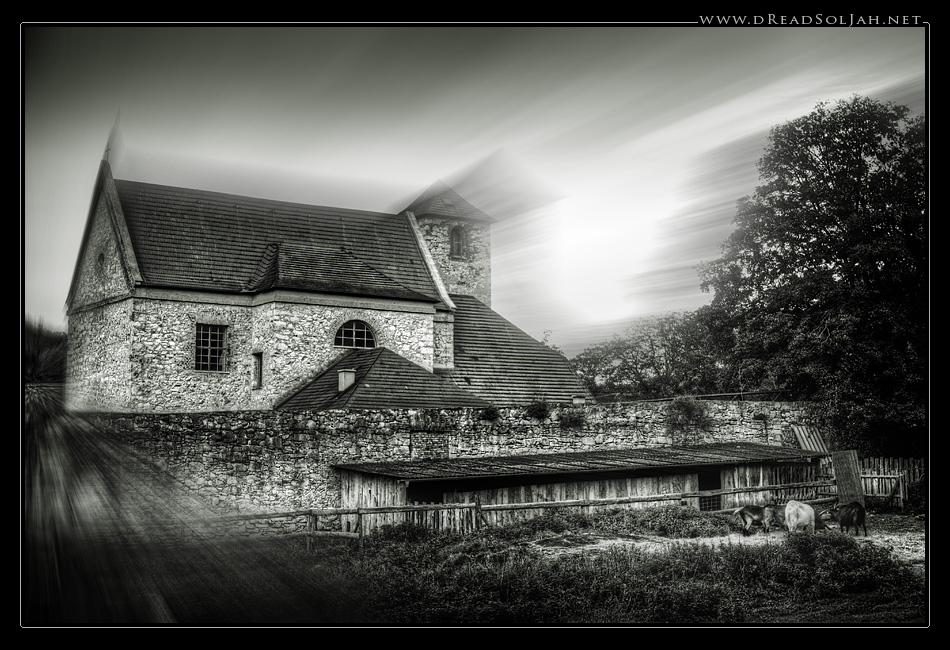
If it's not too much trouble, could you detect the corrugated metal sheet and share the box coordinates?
[333,442,828,482]
[792,425,829,453]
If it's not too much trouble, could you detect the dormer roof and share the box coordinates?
[276,347,490,411]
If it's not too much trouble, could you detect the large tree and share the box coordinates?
[572,311,726,401]
[697,96,927,455]
[22,318,68,384]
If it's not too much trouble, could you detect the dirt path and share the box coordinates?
[529,513,927,577]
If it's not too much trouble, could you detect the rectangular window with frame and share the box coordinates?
[195,323,228,372]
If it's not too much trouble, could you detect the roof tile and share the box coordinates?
[276,347,490,411]
[114,179,442,302]
[442,294,589,405]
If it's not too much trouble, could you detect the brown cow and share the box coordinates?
[733,505,784,535]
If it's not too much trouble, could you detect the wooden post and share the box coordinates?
[475,494,491,529]
[307,511,313,552]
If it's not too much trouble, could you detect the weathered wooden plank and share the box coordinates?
[831,450,864,507]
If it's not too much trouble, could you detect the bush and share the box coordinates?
[906,479,927,515]
[590,505,734,538]
[665,396,714,435]
[558,410,586,429]
[480,405,501,422]
[525,400,551,420]
[298,508,925,625]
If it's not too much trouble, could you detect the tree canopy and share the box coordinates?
[697,96,927,455]
[572,311,726,402]
[22,318,68,384]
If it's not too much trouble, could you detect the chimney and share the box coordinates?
[338,369,357,392]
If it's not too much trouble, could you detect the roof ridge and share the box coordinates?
[113,177,400,220]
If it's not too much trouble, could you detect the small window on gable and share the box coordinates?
[195,323,228,372]
[450,226,467,259]
[334,320,376,349]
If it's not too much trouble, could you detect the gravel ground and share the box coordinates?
[529,512,927,577]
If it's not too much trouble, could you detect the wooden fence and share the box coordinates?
[857,457,925,509]
[196,458,924,540]
[304,479,837,539]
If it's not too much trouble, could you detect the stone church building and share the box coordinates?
[65,159,588,413]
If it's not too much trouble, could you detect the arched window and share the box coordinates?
[450,226,467,259]
[334,320,376,348]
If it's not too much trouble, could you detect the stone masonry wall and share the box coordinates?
[67,302,133,412]
[69,188,131,309]
[86,400,814,533]
[416,218,492,307]
[67,297,435,413]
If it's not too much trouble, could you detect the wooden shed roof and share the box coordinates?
[333,442,828,482]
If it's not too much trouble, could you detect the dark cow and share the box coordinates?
[733,504,784,535]
[820,501,868,536]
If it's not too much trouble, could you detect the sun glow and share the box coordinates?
[550,193,673,323]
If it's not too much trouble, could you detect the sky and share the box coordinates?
[22,23,928,356]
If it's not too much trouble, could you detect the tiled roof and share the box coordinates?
[439,294,590,406]
[242,242,435,301]
[402,181,495,223]
[334,443,829,482]
[275,347,490,411]
[113,178,443,303]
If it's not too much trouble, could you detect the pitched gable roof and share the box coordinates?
[276,347,490,411]
[112,176,443,303]
[439,294,590,406]
[402,181,495,223]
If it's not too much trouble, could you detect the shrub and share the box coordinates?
[589,505,733,538]
[665,396,714,435]
[906,479,927,514]
[298,509,924,625]
[525,400,551,420]
[480,405,502,422]
[558,410,586,429]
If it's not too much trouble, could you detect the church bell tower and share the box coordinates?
[401,181,495,307]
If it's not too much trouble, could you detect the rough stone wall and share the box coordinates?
[245,301,435,406]
[416,218,492,306]
[69,190,131,310]
[432,311,454,369]
[86,401,814,531]
[66,302,133,411]
[69,297,435,413]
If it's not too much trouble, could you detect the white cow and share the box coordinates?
[785,500,828,533]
